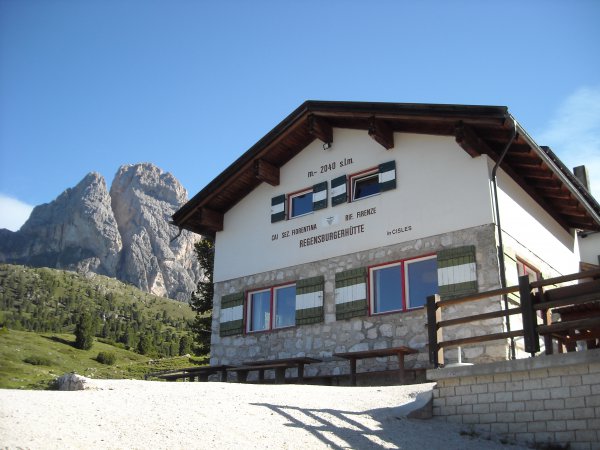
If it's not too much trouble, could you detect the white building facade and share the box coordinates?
[174,102,600,376]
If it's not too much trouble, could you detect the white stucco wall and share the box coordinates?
[579,231,600,265]
[214,129,495,282]
[494,166,579,276]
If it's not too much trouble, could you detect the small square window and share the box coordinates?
[289,189,313,218]
[351,169,379,201]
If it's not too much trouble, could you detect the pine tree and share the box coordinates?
[74,312,94,350]
[137,333,153,355]
[190,239,214,355]
[178,335,192,356]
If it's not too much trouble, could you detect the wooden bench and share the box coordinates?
[148,365,232,382]
[227,363,291,383]
[228,357,322,384]
[299,368,427,386]
[333,346,418,386]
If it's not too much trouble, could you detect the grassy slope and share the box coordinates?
[0,264,196,323]
[0,329,206,390]
[0,265,209,389]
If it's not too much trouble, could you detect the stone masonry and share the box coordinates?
[210,224,509,376]
[427,349,600,450]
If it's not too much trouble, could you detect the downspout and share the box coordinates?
[490,117,518,360]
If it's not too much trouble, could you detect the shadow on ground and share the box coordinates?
[250,396,518,450]
[41,335,76,348]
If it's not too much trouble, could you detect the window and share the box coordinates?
[246,284,296,332]
[271,182,327,223]
[517,259,540,283]
[338,160,396,204]
[405,257,439,308]
[369,255,438,314]
[274,285,296,328]
[351,169,380,201]
[247,289,270,332]
[288,188,313,218]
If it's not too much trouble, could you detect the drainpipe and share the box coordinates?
[490,117,518,360]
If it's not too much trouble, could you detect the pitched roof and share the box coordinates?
[173,100,600,237]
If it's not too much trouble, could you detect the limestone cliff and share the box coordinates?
[0,164,200,301]
[110,163,199,301]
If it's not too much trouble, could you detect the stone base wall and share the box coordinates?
[427,349,600,450]
[210,224,507,376]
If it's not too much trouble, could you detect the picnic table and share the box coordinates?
[227,356,322,383]
[333,346,418,386]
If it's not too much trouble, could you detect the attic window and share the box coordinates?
[351,169,380,201]
[271,181,328,223]
[289,188,313,218]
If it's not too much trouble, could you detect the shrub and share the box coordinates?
[24,355,53,366]
[96,351,117,365]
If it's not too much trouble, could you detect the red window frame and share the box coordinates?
[349,166,379,202]
[367,253,437,316]
[516,258,541,283]
[245,282,296,334]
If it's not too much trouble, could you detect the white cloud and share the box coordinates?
[0,194,34,231]
[536,86,600,201]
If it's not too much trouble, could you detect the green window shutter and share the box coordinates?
[312,181,328,210]
[219,292,244,336]
[295,276,324,325]
[436,246,478,300]
[331,175,347,206]
[378,160,396,192]
[271,194,286,223]
[335,268,368,320]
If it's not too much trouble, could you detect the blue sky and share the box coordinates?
[1,0,599,231]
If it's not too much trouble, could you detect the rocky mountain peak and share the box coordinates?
[0,163,200,301]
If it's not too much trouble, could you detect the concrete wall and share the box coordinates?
[427,349,600,450]
[210,224,507,374]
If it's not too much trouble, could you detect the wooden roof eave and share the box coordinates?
[172,101,600,236]
[513,123,600,231]
[173,104,505,229]
[172,102,317,227]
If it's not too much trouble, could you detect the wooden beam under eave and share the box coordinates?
[559,207,589,218]
[199,208,224,232]
[505,154,542,168]
[368,117,394,150]
[454,122,494,158]
[565,217,596,230]
[538,188,573,201]
[254,159,280,186]
[526,178,562,189]
[308,114,333,144]
[521,167,555,179]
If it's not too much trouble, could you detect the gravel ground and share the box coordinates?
[0,379,530,449]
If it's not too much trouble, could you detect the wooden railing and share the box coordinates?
[427,268,600,367]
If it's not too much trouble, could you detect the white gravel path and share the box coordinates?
[0,379,529,449]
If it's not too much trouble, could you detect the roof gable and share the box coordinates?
[173,101,600,236]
